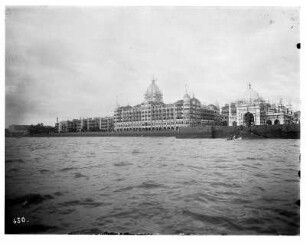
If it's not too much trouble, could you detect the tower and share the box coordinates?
[183,91,191,123]
[229,103,232,126]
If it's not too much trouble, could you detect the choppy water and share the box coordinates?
[5,137,300,234]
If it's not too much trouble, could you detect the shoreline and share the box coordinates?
[6,124,300,139]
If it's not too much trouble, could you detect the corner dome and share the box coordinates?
[144,79,163,103]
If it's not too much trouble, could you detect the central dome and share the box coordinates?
[144,79,163,103]
[241,83,262,103]
[183,93,190,101]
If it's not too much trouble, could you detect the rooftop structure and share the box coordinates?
[144,78,163,103]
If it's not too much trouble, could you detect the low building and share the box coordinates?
[8,124,31,136]
[8,124,31,133]
[57,117,114,133]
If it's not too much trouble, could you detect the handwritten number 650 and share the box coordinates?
[13,217,26,224]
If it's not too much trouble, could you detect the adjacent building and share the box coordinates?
[57,117,114,133]
[226,84,294,126]
[221,103,237,126]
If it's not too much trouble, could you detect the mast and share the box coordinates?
[229,103,232,126]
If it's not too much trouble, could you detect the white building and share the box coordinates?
[229,84,293,126]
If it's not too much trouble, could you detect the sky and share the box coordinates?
[5,6,300,127]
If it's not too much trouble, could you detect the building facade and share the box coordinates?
[55,82,296,132]
[228,84,294,126]
[114,78,221,131]
[57,117,114,133]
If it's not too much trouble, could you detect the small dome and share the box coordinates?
[183,93,190,101]
[144,79,163,103]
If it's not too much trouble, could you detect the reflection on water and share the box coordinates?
[5,137,300,234]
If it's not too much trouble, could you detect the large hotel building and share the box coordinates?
[114,78,221,131]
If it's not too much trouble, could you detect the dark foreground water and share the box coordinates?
[5,137,300,235]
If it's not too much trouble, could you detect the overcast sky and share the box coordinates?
[5,6,300,127]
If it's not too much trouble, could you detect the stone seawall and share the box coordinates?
[176,126,213,138]
[177,124,300,139]
[14,124,300,139]
[25,130,178,137]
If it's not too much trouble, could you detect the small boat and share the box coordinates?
[227,135,242,140]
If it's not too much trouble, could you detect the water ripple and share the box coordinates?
[5,137,300,235]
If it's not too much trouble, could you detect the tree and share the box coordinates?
[28,123,54,134]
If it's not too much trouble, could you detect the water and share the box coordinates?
[5,137,300,235]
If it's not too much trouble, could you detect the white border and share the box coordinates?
[0,0,304,6]
[1,1,304,243]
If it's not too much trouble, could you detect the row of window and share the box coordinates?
[115,121,191,128]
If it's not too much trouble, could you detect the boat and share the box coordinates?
[227,135,242,140]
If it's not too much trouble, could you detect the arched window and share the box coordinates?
[243,112,254,127]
